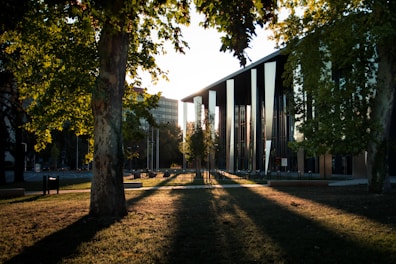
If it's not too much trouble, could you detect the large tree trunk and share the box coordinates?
[89,19,129,217]
[366,44,395,193]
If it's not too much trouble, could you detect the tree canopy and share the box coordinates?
[195,0,275,65]
[269,0,396,192]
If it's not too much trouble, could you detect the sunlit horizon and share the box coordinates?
[141,11,277,101]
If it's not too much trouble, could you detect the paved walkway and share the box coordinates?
[328,177,396,186]
[23,177,396,195]
[25,184,268,195]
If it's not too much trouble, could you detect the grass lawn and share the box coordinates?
[1,182,396,263]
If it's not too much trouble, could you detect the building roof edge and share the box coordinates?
[181,50,282,102]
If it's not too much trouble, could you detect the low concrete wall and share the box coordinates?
[0,188,25,198]
[268,180,328,187]
[124,182,143,188]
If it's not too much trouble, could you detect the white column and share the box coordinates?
[146,126,150,169]
[208,90,216,141]
[264,62,276,174]
[156,128,159,170]
[251,69,257,172]
[182,102,188,170]
[193,96,202,129]
[150,128,154,170]
[226,79,235,172]
[209,90,216,171]
[246,105,251,170]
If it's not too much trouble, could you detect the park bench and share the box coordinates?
[123,182,143,188]
[148,171,157,178]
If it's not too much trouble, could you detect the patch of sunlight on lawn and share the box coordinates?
[249,187,396,251]
[210,188,286,262]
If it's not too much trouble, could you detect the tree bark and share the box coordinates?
[89,20,129,217]
[366,44,395,193]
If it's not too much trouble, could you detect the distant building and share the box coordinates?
[152,96,178,125]
[131,88,179,171]
[148,96,179,170]
[132,87,178,126]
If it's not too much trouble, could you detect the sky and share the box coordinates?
[140,11,279,101]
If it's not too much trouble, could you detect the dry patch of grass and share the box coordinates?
[1,186,395,263]
[125,172,198,187]
[0,193,90,263]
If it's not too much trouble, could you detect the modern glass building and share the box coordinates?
[129,88,179,170]
[181,51,396,178]
[152,96,179,125]
[132,87,179,125]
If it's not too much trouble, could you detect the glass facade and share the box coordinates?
[182,50,396,177]
[151,97,178,125]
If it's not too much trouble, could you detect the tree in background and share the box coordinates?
[50,144,60,171]
[270,0,395,193]
[158,122,183,168]
[182,125,206,177]
[123,86,160,170]
[1,1,97,181]
[181,112,217,177]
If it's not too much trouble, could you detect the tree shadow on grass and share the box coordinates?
[157,172,396,263]
[126,173,186,205]
[164,188,244,263]
[270,185,396,228]
[165,185,300,263]
[216,176,396,263]
[125,172,231,263]
[164,186,305,263]
[4,215,119,264]
[6,173,199,264]
[8,194,43,204]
